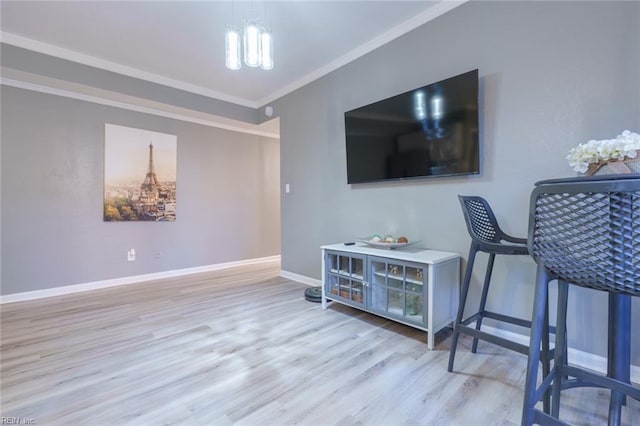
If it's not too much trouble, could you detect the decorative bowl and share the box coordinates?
[356,238,421,249]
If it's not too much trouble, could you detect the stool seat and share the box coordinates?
[522,174,640,426]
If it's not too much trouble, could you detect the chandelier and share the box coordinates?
[225,1,273,70]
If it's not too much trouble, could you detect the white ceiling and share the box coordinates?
[0,1,463,109]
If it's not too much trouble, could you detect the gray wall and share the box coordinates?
[1,86,281,295]
[271,1,640,359]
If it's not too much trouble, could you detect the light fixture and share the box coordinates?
[259,28,273,70]
[225,25,241,70]
[225,1,274,70]
[243,19,261,67]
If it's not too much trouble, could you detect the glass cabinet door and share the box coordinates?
[325,251,365,306]
[369,257,425,325]
[405,266,424,322]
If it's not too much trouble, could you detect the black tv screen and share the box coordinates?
[344,69,479,184]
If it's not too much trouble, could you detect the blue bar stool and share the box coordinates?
[522,175,640,425]
[448,196,555,410]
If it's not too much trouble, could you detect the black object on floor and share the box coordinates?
[304,286,323,303]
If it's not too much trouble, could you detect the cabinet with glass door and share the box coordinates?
[324,251,365,307]
[321,243,460,349]
[369,257,426,326]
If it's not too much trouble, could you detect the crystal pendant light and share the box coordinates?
[225,0,273,71]
[259,28,273,70]
[243,19,261,67]
[225,25,241,70]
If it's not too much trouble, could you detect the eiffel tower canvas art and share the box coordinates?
[104,123,177,222]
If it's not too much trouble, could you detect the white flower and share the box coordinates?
[567,130,640,173]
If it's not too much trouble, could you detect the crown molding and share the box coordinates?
[0,31,259,109]
[1,1,468,110]
[1,76,279,139]
[257,0,469,106]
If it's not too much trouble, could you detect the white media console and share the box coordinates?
[321,243,460,349]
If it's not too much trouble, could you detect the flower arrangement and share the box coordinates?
[567,130,640,175]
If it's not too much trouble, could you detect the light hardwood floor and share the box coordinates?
[1,262,638,425]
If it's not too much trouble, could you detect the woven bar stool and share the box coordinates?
[448,196,553,395]
[522,175,640,426]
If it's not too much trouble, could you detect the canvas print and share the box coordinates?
[104,123,177,222]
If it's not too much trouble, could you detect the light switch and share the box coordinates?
[285,183,290,193]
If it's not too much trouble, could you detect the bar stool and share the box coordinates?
[448,196,552,383]
[522,175,640,425]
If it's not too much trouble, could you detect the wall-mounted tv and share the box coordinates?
[344,69,479,184]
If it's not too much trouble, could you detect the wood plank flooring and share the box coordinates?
[1,261,638,425]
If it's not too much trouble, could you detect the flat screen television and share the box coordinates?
[344,69,479,184]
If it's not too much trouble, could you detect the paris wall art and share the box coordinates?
[104,123,177,222]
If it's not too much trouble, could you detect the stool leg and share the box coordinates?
[448,245,477,372]
[541,295,551,414]
[472,253,495,354]
[608,293,631,426]
[552,279,569,419]
[522,264,551,426]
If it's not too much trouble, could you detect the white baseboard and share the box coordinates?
[279,270,321,287]
[482,324,640,383]
[0,255,281,304]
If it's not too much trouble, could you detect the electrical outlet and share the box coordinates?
[154,251,162,259]
[127,249,136,261]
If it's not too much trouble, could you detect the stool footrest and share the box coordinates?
[462,310,559,334]
[458,311,560,358]
[558,366,640,401]
[461,310,531,329]
[455,323,529,355]
[529,364,640,424]
[532,409,571,426]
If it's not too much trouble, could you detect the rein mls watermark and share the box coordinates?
[1,418,35,425]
